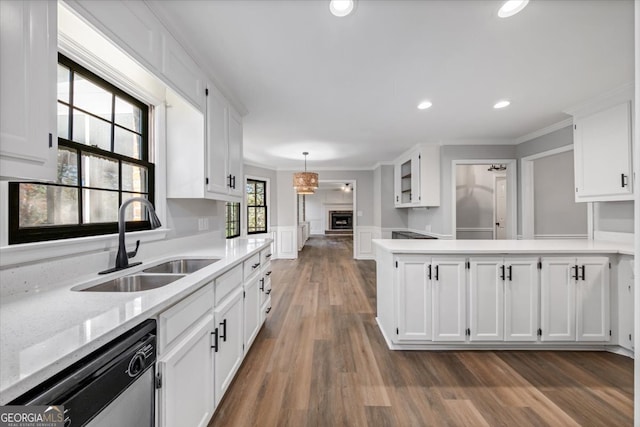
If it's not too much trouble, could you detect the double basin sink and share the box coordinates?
[74,258,220,292]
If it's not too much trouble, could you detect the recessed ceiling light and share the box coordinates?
[417,100,433,110]
[494,100,511,109]
[329,0,355,17]
[498,0,529,18]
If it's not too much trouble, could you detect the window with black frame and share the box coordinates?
[226,202,240,238]
[246,179,267,234]
[8,54,153,244]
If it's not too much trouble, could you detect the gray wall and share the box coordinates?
[379,164,408,229]
[533,150,588,236]
[277,170,375,227]
[456,164,496,239]
[408,145,516,236]
[244,163,278,227]
[597,201,634,233]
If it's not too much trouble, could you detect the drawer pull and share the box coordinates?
[266,271,272,276]
[266,307,271,314]
[265,253,272,258]
[266,289,271,295]
[252,263,260,269]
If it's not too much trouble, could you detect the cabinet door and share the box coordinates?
[410,151,421,206]
[432,258,466,341]
[576,257,610,341]
[0,0,57,181]
[157,315,214,427]
[161,34,205,111]
[393,161,402,207]
[244,275,262,348]
[227,108,243,198]
[206,86,229,195]
[574,102,633,201]
[504,258,539,342]
[214,288,244,405]
[396,256,432,341]
[541,258,576,341]
[469,258,503,341]
[618,257,634,350]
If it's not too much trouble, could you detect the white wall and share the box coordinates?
[533,150,588,237]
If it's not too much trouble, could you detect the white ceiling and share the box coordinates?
[148,0,633,170]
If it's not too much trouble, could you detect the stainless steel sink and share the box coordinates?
[77,274,186,292]
[142,258,220,274]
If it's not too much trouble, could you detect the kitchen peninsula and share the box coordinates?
[374,239,634,353]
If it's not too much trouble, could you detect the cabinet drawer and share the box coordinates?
[243,253,261,280]
[260,248,273,265]
[159,283,213,354]
[215,264,243,305]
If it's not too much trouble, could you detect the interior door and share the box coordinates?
[494,175,507,239]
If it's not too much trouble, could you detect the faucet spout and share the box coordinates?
[99,197,161,275]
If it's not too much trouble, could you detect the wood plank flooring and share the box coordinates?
[210,236,633,426]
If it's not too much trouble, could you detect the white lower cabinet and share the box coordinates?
[617,256,634,351]
[396,256,432,341]
[468,257,539,342]
[157,315,215,427]
[431,257,467,341]
[213,287,244,406]
[541,257,609,342]
[244,274,261,348]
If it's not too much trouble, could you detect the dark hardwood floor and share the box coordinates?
[210,236,633,426]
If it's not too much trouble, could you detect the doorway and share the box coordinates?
[452,159,517,240]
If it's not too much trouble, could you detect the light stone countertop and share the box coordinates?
[0,236,272,404]
[372,239,634,256]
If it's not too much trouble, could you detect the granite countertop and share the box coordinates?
[0,237,272,404]
[373,239,634,256]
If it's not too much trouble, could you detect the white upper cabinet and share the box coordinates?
[0,0,57,181]
[161,34,206,111]
[568,86,633,202]
[394,144,440,208]
[205,86,243,201]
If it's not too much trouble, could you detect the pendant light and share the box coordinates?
[293,152,318,195]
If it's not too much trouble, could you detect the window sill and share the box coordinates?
[0,228,169,268]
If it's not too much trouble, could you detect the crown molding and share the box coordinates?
[563,82,634,117]
[514,118,573,144]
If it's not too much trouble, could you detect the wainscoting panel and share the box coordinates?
[274,226,297,259]
[456,227,493,240]
[356,226,381,260]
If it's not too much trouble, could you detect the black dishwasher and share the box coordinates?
[10,319,156,427]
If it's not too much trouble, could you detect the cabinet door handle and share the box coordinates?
[621,173,628,188]
[434,265,439,281]
[580,265,586,281]
[507,265,513,281]
[500,265,505,281]
[260,278,265,291]
[227,174,232,188]
[266,289,271,295]
[572,265,579,280]
[219,319,227,342]
[396,195,399,202]
[266,307,272,314]
[211,328,219,352]
[231,175,236,189]
[427,264,432,280]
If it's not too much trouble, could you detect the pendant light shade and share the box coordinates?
[293,152,318,195]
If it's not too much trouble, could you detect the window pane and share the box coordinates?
[57,65,70,103]
[82,153,118,190]
[73,73,112,120]
[115,97,142,133]
[19,184,78,227]
[114,127,143,159]
[72,109,111,151]
[82,189,118,223]
[247,183,255,194]
[122,193,148,221]
[247,193,255,206]
[248,207,255,228]
[257,207,266,230]
[57,147,78,185]
[122,162,148,192]
[256,183,264,194]
[256,193,264,206]
[57,102,70,139]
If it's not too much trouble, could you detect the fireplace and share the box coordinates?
[329,211,353,230]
